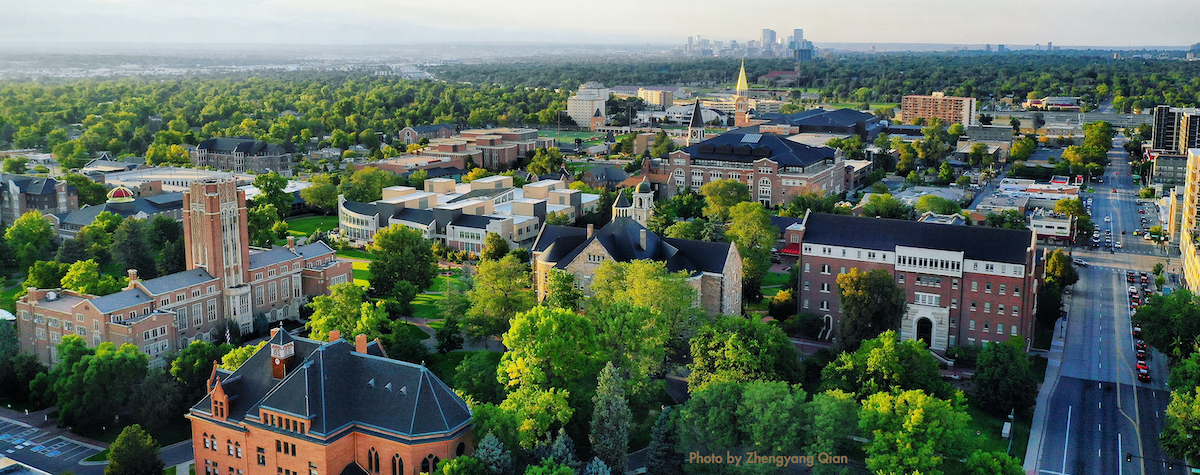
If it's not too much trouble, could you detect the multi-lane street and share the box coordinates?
[1032,138,1180,475]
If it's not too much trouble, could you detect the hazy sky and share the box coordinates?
[2,0,1197,47]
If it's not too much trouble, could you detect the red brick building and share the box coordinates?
[188,329,473,475]
[793,212,1041,351]
[16,178,352,366]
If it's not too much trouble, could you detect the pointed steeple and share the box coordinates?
[735,58,749,98]
[687,100,705,128]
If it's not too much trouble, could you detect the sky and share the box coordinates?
[1,0,1197,48]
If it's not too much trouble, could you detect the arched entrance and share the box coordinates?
[916,318,933,346]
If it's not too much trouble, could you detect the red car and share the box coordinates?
[1137,361,1149,371]
[1112,188,1119,193]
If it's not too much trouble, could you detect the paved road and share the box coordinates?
[1032,142,1179,474]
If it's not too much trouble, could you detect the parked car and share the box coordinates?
[1139,369,1152,382]
[1137,349,1148,360]
[1136,341,1148,351]
[1133,326,1142,338]
[1137,361,1149,371]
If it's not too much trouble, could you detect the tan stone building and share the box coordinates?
[900,92,977,126]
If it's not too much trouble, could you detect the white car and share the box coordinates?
[1105,216,1112,222]
[1115,242,1123,249]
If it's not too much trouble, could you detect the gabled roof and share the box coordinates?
[140,268,216,295]
[450,214,498,230]
[197,137,287,156]
[192,334,471,440]
[248,247,299,270]
[758,108,875,128]
[2,174,61,195]
[57,196,185,226]
[612,192,631,208]
[295,241,336,259]
[682,133,836,167]
[393,208,435,226]
[89,287,153,314]
[801,213,1032,264]
[541,217,734,276]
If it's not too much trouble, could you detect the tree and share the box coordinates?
[582,458,609,475]
[300,173,339,212]
[650,131,674,158]
[251,172,290,219]
[676,381,808,458]
[936,161,955,184]
[779,192,848,218]
[861,193,910,219]
[157,239,186,276]
[55,340,149,432]
[984,209,1029,230]
[133,367,183,432]
[307,282,389,342]
[806,390,860,474]
[1009,117,1021,132]
[435,315,464,354]
[147,214,183,253]
[55,238,89,264]
[688,316,801,392]
[466,255,535,341]
[113,217,157,279]
[171,341,233,403]
[6,210,54,268]
[3,156,27,174]
[435,456,486,475]
[1054,197,1087,218]
[22,260,69,290]
[368,224,438,296]
[339,166,395,202]
[220,342,265,371]
[698,179,749,221]
[645,407,683,475]
[543,268,582,310]
[726,201,778,303]
[246,203,279,248]
[915,195,961,215]
[76,211,122,265]
[499,306,606,395]
[105,424,164,475]
[962,450,1024,475]
[382,319,430,364]
[973,339,1037,414]
[523,460,574,475]
[1138,289,1200,360]
[836,268,907,351]
[463,167,495,183]
[1044,249,1079,288]
[1162,387,1200,462]
[63,174,108,206]
[859,389,973,475]
[481,232,511,261]
[61,259,125,296]
[821,331,951,400]
[454,352,505,405]
[529,148,565,176]
[473,433,513,475]
[590,363,630,475]
[1010,137,1036,161]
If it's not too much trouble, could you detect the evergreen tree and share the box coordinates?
[156,239,186,276]
[435,315,464,354]
[473,433,513,475]
[590,363,630,474]
[549,430,581,473]
[645,407,683,475]
[112,217,157,279]
[55,238,89,264]
[481,232,510,261]
[105,424,164,475]
[583,458,611,475]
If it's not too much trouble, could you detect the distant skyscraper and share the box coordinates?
[1047,41,1053,51]
[792,29,804,49]
[761,29,776,49]
[986,44,992,52]
[687,36,693,52]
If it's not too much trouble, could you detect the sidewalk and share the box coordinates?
[1023,309,1068,473]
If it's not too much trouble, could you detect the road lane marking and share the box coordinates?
[1063,405,1072,472]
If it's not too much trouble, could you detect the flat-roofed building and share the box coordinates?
[900,93,977,126]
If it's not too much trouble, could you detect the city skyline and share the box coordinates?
[1,0,1197,48]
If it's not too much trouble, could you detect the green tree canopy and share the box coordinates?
[861,193,910,220]
[859,389,973,475]
[1139,289,1200,360]
[590,362,630,474]
[481,232,511,261]
[61,259,126,296]
[6,210,54,268]
[821,330,952,400]
[698,179,749,221]
[367,223,437,296]
[915,194,962,215]
[972,339,1038,414]
[1044,249,1079,288]
[105,424,164,475]
[113,216,157,279]
[835,268,907,351]
[465,254,535,341]
[306,282,389,342]
[688,316,801,392]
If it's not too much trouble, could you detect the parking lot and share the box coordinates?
[0,418,102,470]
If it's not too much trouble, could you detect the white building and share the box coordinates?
[566,82,610,127]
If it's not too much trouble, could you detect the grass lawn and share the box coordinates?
[336,249,374,261]
[0,279,24,312]
[762,272,789,287]
[538,130,606,141]
[285,215,339,237]
[84,449,109,462]
[351,261,371,288]
[79,416,192,457]
[395,322,432,341]
[961,403,1031,464]
[411,294,445,320]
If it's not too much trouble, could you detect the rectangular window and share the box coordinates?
[971,281,978,292]
[969,319,976,331]
[803,263,810,273]
[998,304,1005,314]
[256,286,265,306]
[952,279,959,290]
[997,323,1005,335]
[999,284,1006,295]
[1013,306,1020,316]
[983,321,990,332]
[208,300,217,321]
[803,281,810,291]
[984,303,991,313]
[898,273,905,284]
[1011,325,1018,336]
[1014,286,1021,297]
[950,298,958,309]
[986,283,992,293]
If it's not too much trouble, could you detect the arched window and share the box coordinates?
[421,455,440,474]
[391,455,403,475]
[367,448,379,473]
[759,177,771,185]
[456,442,466,456]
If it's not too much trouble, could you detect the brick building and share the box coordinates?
[900,93,977,126]
[49,187,184,239]
[191,138,293,177]
[17,179,352,366]
[0,174,79,226]
[663,130,844,206]
[188,328,473,475]
[398,123,456,144]
[531,184,742,315]
[792,212,1040,352]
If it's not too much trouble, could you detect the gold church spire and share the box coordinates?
[735,58,749,98]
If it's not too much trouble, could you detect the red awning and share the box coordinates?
[779,243,801,256]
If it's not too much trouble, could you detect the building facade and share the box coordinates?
[663,130,844,206]
[1153,154,1188,185]
[1178,149,1200,293]
[1151,106,1200,154]
[188,329,473,475]
[398,124,456,144]
[17,179,352,366]
[900,93,977,126]
[191,138,293,177]
[1,174,78,226]
[794,212,1040,352]
[566,82,610,128]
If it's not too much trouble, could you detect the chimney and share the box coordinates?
[286,236,295,250]
[127,269,138,283]
[328,329,341,342]
[587,223,594,239]
[639,229,648,250]
[356,334,368,354]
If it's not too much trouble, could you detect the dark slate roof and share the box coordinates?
[89,287,153,314]
[295,241,336,259]
[140,269,215,295]
[586,166,627,183]
[682,133,836,167]
[450,214,498,229]
[197,137,287,156]
[532,225,588,262]
[144,193,184,207]
[759,108,875,128]
[409,123,455,134]
[801,213,1032,264]
[192,332,471,440]
[57,197,185,226]
[543,217,734,276]
[612,192,631,208]
[770,216,804,233]
[0,174,63,195]
[339,463,369,475]
[340,201,378,217]
[687,100,705,128]
[248,247,298,270]
[393,208,434,226]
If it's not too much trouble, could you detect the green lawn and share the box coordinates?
[395,322,432,341]
[84,449,109,462]
[762,272,789,287]
[538,131,607,141]
[958,403,1032,465]
[164,466,177,475]
[411,294,445,320]
[0,279,23,312]
[285,215,339,237]
[337,249,374,260]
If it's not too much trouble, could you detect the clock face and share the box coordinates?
[275,358,281,365]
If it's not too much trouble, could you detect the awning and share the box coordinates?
[779,243,801,256]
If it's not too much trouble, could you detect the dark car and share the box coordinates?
[1137,349,1148,360]
[1133,326,1142,338]
[1136,341,1148,351]
[1138,369,1152,382]
[1127,272,1136,283]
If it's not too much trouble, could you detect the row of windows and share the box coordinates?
[267,413,306,434]
[898,255,961,272]
[961,319,1020,336]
